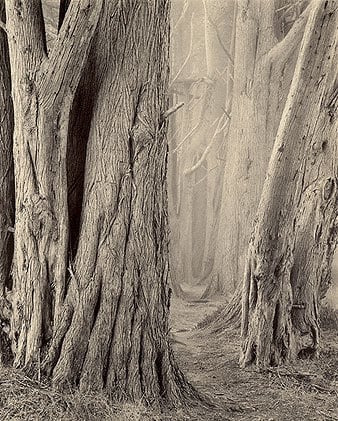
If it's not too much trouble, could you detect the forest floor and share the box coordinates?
[170,283,338,421]
[0,284,337,420]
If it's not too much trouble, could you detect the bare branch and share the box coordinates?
[0,19,7,34]
[172,121,200,154]
[194,165,219,187]
[265,2,311,65]
[221,105,231,121]
[172,79,214,154]
[162,102,184,120]
[184,114,230,176]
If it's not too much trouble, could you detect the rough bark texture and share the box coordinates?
[199,287,242,333]
[240,0,337,368]
[43,0,196,405]
[0,0,14,365]
[5,0,102,369]
[214,0,310,295]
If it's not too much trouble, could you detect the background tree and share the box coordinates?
[213,0,310,295]
[168,0,235,294]
[198,0,312,332]
[240,0,337,368]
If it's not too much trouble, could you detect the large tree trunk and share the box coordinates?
[214,0,310,294]
[5,0,102,369]
[43,0,195,405]
[0,0,14,364]
[240,0,337,368]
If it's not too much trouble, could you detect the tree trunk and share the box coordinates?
[214,0,310,294]
[198,0,235,293]
[5,0,102,369]
[169,0,234,288]
[43,0,196,405]
[0,0,14,364]
[240,0,337,368]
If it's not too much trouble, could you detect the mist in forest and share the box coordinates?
[0,1,337,420]
[168,0,338,308]
[40,0,338,309]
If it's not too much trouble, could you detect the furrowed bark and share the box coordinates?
[45,0,197,405]
[5,0,102,370]
[290,69,338,358]
[0,0,14,365]
[240,0,337,368]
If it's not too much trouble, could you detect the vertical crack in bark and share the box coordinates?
[241,0,338,368]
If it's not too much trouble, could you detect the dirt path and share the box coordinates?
[170,294,338,421]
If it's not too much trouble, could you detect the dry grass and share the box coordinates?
[0,367,172,421]
[171,294,338,421]
[321,304,338,331]
[0,294,338,420]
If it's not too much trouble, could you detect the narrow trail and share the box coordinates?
[170,288,338,421]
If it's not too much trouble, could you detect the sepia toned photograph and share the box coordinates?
[0,0,337,420]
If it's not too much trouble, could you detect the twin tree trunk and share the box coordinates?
[2,0,194,405]
[241,0,338,368]
[6,0,103,369]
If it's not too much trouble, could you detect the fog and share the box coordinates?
[168,0,338,309]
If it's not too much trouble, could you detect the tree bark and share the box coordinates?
[240,0,337,368]
[214,0,310,294]
[0,0,14,365]
[43,0,196,405]
[5,0,102,369]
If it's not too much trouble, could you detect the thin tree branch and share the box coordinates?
[162,102,184,120]
[194,165,219,187]
[0,19,7,34]
[184,114,230,176]
[221,105,231,121]
[172,121,200,154]
[172,78,213,153]
[265,2,311,65]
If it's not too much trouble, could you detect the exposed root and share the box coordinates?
[196,287,242,333]
[200,275,224,300]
